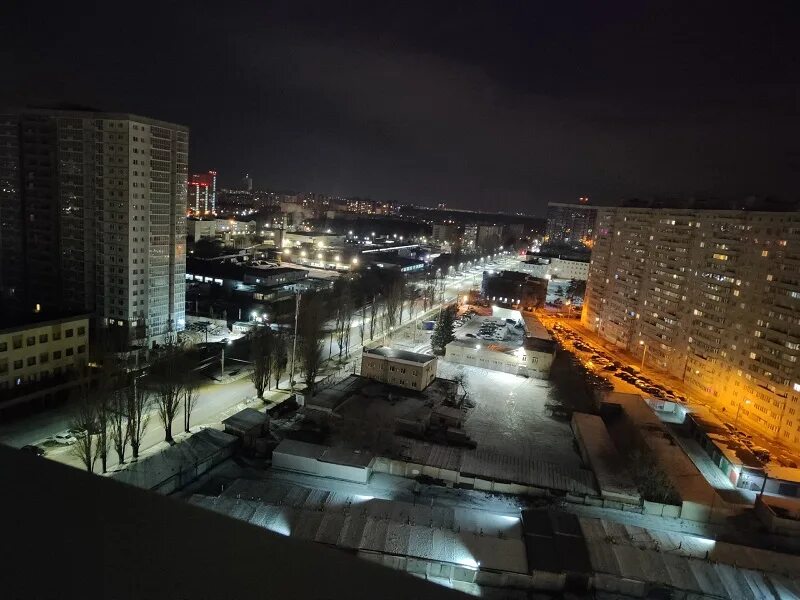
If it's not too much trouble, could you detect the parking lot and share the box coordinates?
[453,309,525,346]
[547,322,688,405]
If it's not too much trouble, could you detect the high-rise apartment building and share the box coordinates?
[583,206,800,450]
[0,109,188,346]
[545,202,597,245]
[188,170,216,214]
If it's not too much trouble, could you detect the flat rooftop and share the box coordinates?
[452,313,526,351]
[0,311,91,333]
[222,407,267,432]
[364,346,436,364]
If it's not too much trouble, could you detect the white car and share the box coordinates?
[53,432,77,445]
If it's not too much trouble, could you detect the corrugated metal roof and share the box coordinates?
[192,479,528,574]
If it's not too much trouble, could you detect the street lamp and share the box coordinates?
[734,399,752,430]
[639,340,648,371]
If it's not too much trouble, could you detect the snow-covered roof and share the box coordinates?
[112,428,237,490]
[222,407,266,433]
[191,479,528,574]
[571,412,640,503]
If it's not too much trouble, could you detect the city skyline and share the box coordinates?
[4,1,799,214]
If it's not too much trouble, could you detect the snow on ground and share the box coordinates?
[437,360,582,468]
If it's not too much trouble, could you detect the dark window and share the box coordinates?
[65,329,74,338]
[13,336,22,349]
[39,334,48,343]
[40,353,49,364]
[53,351,61,359]
[26,336,35,346]
[77,326,86,336]
[66,348,74,356]
[52,330,61,341]
[27,356,36,366]
[13,360,23,369]
[77,345,86,354]
[0,342,6,352]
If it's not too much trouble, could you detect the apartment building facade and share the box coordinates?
[0,315,90,391]
[583,206,800,451]
[0,109,188,346]
[545,202,597,245]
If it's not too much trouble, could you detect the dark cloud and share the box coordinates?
[3,1,799,214]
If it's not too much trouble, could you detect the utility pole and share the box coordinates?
[220,344,225,375]
[289,292,301,392]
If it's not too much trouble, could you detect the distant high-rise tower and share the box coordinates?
[188,170,217,214]
[242,172,253,192]
[544,202,597,245]
[0,108,188,346]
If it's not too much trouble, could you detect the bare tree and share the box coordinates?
[368,294,380,341]
[334,279,353,362]
[151,343,186,445]
[126,381,151,461]
[272,333,288,390]
[385,277,404,330]
[70,386,99,473]
[109,388,130,465]
[250,327,274,398]
[183,380,199,433]
[298,295,326,397]
[359,302,367,346]
[95,386,112,474]
[407,286,422,322]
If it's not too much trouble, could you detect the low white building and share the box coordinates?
[361,347,438,391]
[188,218,257,241]
[272,439,374,483]
[519,256,589,281]
[444,309,555,378]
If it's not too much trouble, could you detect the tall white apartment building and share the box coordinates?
[584,206,800,451]
[0,109,187,347]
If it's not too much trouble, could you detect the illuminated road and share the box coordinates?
[542,315,800,472]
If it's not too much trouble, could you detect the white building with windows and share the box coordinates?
[0,315,90,391]
[519,256,590,281]
[444,309,555,378]
[584,205,800,451]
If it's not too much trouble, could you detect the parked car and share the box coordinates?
[20,445,45,457]
[465,333,476,338]
[53,432,78,445]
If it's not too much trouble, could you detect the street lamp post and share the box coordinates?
[289,292,301,392]
[639,340,648,372]
[734,399,752,430]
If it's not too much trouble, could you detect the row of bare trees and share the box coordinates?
[71,343,200,473]
[250,328,289,399]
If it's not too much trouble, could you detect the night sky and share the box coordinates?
[4,1,799,214]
